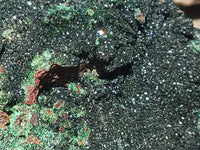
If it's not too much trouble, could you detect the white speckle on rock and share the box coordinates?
[27,1,32,6]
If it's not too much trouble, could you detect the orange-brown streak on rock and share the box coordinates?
[14,115,20,125]
[30,112,39,126]
[60,126,65,133]
[0,66,5,74]
[0,110,10,130]
[24,63,87,105]
[54,100,63,108]
[62,111,67,120]
[24,135,42,145]
[24,85,39,105]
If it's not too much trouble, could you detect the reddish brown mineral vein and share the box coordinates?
[24,63,87,105]
[0,66,5,74]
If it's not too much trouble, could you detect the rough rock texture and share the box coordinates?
[0,66,5,74]
[0,110,9,130]
[173,0,200,29]
[24,62,87,105]
[0,0,200,149]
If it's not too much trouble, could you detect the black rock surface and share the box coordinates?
[0,0,200,149]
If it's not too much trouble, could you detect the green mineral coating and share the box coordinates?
[21,51,52,88]
[86,8,95,16]
[15,49,89,148]
[0,93,8,110]
[31,51,52,70]
[26,19,32,25]
[95,37,100,45]
[16,46,90,149]
[109,31,114,36]
[87,18,96,29]
[68,82,85,94]
[70,107,86,118]
[40,107,58,124]
[190,40,200,53]
[1,101,90,149]
[47,5,72,16]
[190,31,200,53]
[47,4,76,21]
[0,73,8,109]
[0,74,5,88]
[2,29,13,38]
[46,4,77,35]
[82,69,103,85]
